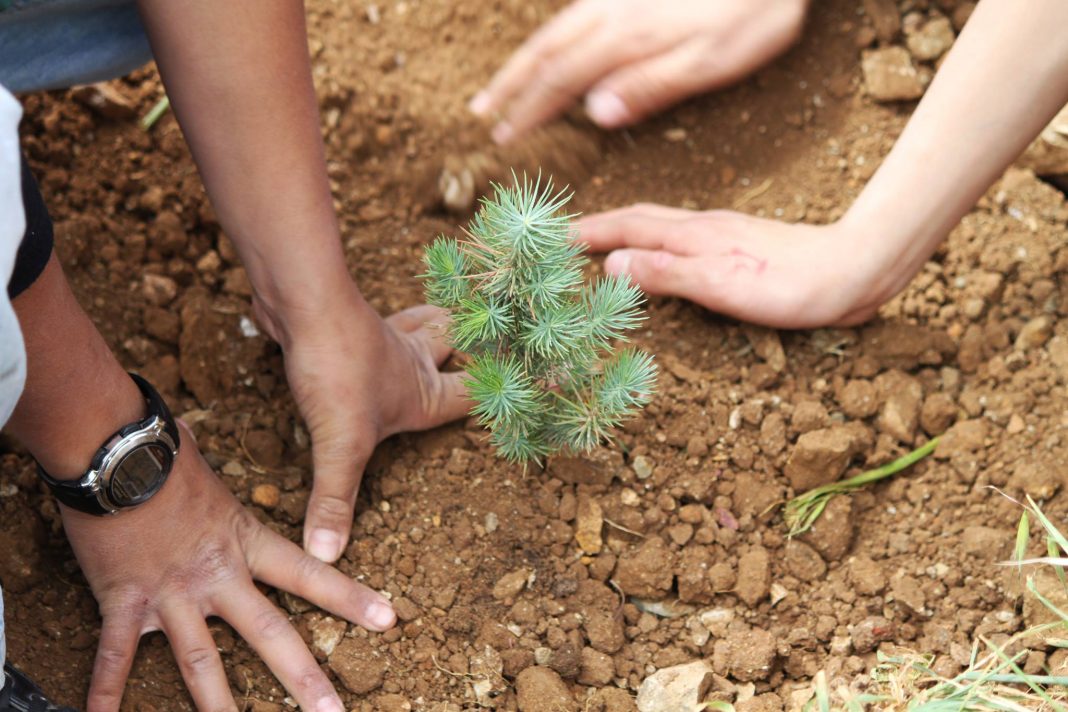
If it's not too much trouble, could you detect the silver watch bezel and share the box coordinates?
[85,415,179,514]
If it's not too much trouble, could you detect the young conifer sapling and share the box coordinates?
[421,176,657,462]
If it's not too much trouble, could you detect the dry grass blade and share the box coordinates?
[783,438,939,537]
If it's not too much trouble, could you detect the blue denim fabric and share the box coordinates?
[0,0,152,92]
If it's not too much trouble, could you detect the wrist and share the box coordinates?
[251,270,375,350]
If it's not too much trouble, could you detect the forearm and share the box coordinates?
[844,0,1068,291]
[7,256,144,479]
[135,0,356,338]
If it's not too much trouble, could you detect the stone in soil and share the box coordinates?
[799,495,855,561]
[920,392,957,436]
[1015,315,1053,351]
[875,371,923,443]
[849,554,887,595]
[961,525,1010,559]
[493,568,531,600]
[784,426,856,491]
[713,627,777,682]
[328,636,386,694]
[575,494,604,555]
[578,647,615,686]
[784,539,826,582]
[735,547,770,606]
[904,16,954,61]
[862,46,925,101]
[307,615,346,659]
[635,660,713,712]
[614,537,674,599]
[851,617,896,653]
[862,0,901,42]
[1009,460,1062,500]
[250,483,281,509]
[515,666,576,712]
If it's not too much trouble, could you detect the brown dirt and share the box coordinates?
[3,0,1068,710]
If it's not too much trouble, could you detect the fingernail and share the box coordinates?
[469,91,491,116]
[367,600,396,630]
[491,121,515,145]
[585,90,629,128]
[308,529,341,562]
[605,250,632,275]
[316,697,344,712]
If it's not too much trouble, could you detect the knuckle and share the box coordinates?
[180,646,218,675]
[253,607,291,640]
[310,493,354,521]
[293,665,331,696]
[194,545,239,587]
[95,645,129,674]
[294,552,328,584]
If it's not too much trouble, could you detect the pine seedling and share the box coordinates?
[421,175,657,463]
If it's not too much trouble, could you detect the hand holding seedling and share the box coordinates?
[422,178,657,461]
[470,0,808,143]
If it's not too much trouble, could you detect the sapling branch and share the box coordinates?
[421,175,657,462]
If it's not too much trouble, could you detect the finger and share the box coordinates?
[604,248,709,304]
[386,303,446,333]
[470,0,602,118]
[303,444,361,563]
[427,370,471,426]
[493,31,667,143]
[248,527,396,632]
[87,615,142,712]
[577,205,697,254]
[160,605,236,712]
[216,588,344,712]
[583,42,714,127]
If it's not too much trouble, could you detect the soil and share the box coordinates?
[3,0,1068,710]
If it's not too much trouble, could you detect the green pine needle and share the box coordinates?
[422,174,657,462]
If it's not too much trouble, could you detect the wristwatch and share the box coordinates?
[36,373,180,515]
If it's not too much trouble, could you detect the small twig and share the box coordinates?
[140,95,171,131]
[603,517,645,538]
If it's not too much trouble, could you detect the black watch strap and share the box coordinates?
[36,373,180,515]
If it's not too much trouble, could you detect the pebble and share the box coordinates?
[961,525,1009,558]
[714,627,777,682]
[905,16,955,61]
[636,660,714,712]
[142,274,178,307]
[736,547,770,606]
[851,617,895,653]
[578,647,615,686]
[862,0,901,42]
[250,483,281,509]
[515,667,575,712]
[614,538,675,599]
[328,637,386,694]
[632,455,654,480]
[493,568,531,600]
[784,539,827,582]
[245,429,284,469]
[575,494,604,555]
[784,427,855,491]
[862,46,925,102]
[800,495,855,562]
[920,393,958,435]
[307,615,346,658]
[1015,315,1053,351]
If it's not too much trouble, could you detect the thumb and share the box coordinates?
[303,437,367,563]
[585,42,728,128]
[605,248,709,305]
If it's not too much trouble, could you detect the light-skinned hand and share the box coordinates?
[63,423,391,712]
[578,205,903,329]
[470,0,808,144]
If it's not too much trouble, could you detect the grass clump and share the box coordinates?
[421,175,657,463]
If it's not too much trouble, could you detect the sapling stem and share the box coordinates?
[783,437,939,537]
[140,95,171,131]
[420,174,657,462]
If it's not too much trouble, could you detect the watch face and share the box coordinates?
[108,443,171,507]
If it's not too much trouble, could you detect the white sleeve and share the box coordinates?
[0,84,27,428]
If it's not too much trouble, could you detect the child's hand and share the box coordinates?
[254,292,469,563]
[470,0,808,144]
[578,205,901,329]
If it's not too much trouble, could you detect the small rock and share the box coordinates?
[493,568,531,600]
[934,419,986,459]
[862,46,925,102]
[547,640,582,680]
[632,455,654,480]
[736,547,770,607]
[851,617,895,653]
[791,400,829,433]
[800,495,855,561]
[961,526,1010,558]
[585,609,625,654]
[575,494,604,555]
[862,0,901,42]
[784,540,827,582]
[614,537,674,599]
[578,647,615,686]
[714,627,777,682]
[392,597,421,622]
[849,555,887,595]
[920,393,957,435]
[515,667,575,712]
[245,429,284,469]
[1010,461,1061,499]
[636,660,713,712]
[308,616,346,658]
[1015,315,1053,351]
[890,575,926,615]
[1024,568,1068,631]
[72,82,137,119]
[839,380,878,419]
[328,637,386,694]
[142,274,178,306]
[250,483,281,509]
[875,371,923,443]
[742,326,786,372]
[375,694,411,712]
[905,16,955,61]
[595,687,637,712]
[784,427,855,491]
